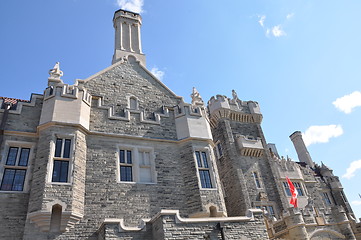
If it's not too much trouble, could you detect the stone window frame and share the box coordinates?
[116,144,157,184]
[340,191,348,203]
[214,141,223,160]
[252,171,262,189]
[127,95,139,110]
[282,180,305,197]
[322,191,332,205]
[193,147,216,190]
[0,140,35,193]
[254,203,276,218]
[47,134,75,185]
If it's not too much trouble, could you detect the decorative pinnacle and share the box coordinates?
[232,89,238,101]
[49,62,63,79]
[191,87,204,105]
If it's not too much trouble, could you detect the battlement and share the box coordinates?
[268,206,354,239]
[207,91,262,127]
[236,135,264,157]
[0,94,43,115]
[113,9,142,24]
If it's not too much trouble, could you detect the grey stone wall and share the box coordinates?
[83,62,180,139]
[0,193,29,239]
[155,214,269,240]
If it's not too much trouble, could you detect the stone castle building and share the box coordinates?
[0,9,360,240]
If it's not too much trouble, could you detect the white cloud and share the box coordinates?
[342,159,361,179]
[116,0,144,13]
[271,25,286,37]
[150,67,165,81]
[303,125,343,146]
[286,13,294,19]
[351,200,361,206]
[258,15,266,27]
[333,91,361,114]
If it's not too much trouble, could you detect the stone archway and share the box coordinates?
[310,229,345,240]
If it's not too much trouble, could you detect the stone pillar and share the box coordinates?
[289,131,315,168]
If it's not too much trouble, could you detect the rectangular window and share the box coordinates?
[253,172,261,188]
[51,160,69,183]
[119,150,133,182]
[139,151,152,183]
[323,192,332,205]
[54,138,71,158]
[217,143,223,157]
[340,191,348,203]
[283,181,304,196]
[283,182,291,196]
[1,146,31,191]
[0,169,26,191]
[293,182,304,196]
[52,138,72,183]
[255,205,276,217]
[195,150,213,189]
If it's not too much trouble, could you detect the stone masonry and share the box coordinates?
[0,8,361,240]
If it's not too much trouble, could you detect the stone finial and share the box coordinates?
[191,87,204,105]
[232,89,238,101]
[49,62,63,79]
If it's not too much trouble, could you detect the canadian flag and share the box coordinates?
[286,177,298,207]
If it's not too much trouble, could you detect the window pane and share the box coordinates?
[52,160,61,182]
[55,139,62,157]
[59,161,69,182]
[139,167,152,182]
[199,170,212,188]
[143,152,150,165]
[195,151,202,167]
[63,139,71,158]
[120,166,132,181]
[217,143,223,157]
[268,206,275,215]
[12,170,26,191]
[127,150,132,164]
[6,147,18,165]
[283,182,291,196]
[18,148,30,166]
[119,150,125,163]
[201,152,208,168]
[0,169,16,191]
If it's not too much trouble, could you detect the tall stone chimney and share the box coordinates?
[112,9,146,65]
[289,131,315,168]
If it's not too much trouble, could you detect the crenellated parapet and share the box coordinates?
[175,89,213,140]
[267,206,356,239]
[93,96,170,125]
[0,94,43,115]
[207,91,263,127]
[39,62,92,129]
[235,134,264,157]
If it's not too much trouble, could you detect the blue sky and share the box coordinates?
[1,0,361,218]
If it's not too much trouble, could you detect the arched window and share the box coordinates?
[129,97,138,110]
[209,206,217,217]
[50,204,62,232]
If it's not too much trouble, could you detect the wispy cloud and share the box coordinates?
[303,125,343,146]
[351,200,361,206]
[333,91,361,114]
[342,159,361,179]
[150,67,165,81]
[286,13,295,19]
[269,25,286,37]
[116,0,144,13]
[258,16,286,38]
[258,15,266,27]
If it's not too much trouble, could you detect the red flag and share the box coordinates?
[286,177,298,207]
